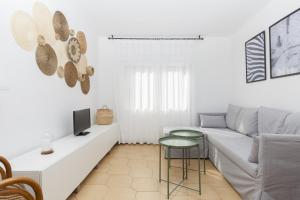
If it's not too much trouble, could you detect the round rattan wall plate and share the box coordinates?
[76,31,87,54]
[64,61,78,87]
[11,11,38,51]
[35,43,58,76]
[32,1,56,45]
[53,11,69,41]
[80,74,90,95]
[67,37,81,63]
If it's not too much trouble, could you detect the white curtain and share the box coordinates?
[111,40,195,144]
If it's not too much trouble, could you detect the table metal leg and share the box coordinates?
[197,145,201,194]
[182,148,184,180]
[188,148,190,166]
[203,137,206,174]
[185,148,188,179]
[159,144,161,182]
[167,147,170,199]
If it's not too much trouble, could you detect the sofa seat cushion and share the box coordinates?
[199,127,258,177]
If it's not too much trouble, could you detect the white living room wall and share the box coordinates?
[231,0,300,111]
[0,0,98,158]
[96,37,234,125]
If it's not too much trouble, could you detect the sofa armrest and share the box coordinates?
[198,112,226,127]
[259,134,300,200]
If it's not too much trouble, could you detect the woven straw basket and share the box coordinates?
[96,106,113,125]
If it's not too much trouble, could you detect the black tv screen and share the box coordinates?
[73,109,91,136]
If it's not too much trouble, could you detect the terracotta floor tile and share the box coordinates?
[128,159,149,168]
[75,185,108,200]
[104,188,136,200]
[129,167,153,178]
[107,175,132,188]
[107,164,130,175]
[132,178,159,191]
[136,192,161,200]
[83,171,109,185]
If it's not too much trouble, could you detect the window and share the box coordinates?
[162,69,189,112]
[134,67,189,112]
[135,71,154,111]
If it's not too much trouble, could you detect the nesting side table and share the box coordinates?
[159,136,201,199]
[170,129,206,174]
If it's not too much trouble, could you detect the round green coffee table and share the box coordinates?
[159,136,201,199]
[170,129,206,174]
[170,129,203,138]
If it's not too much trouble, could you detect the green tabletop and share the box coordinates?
[159,136,199,148]
[170,130,204,138]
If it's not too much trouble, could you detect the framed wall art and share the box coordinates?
[269,8,300,79]
[245,31,266,83]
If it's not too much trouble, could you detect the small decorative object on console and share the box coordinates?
[41,133,54,155]
[96,106,113,125]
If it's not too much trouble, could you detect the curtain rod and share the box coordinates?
[108,35,204,40]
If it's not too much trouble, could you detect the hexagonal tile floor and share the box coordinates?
[67,144,241,200]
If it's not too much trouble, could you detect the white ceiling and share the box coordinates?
[50,0,272,37]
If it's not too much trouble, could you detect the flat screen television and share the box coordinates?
[73,108,91,136]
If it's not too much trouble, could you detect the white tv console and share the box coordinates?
[10,124,120,200]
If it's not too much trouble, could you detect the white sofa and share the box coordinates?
[163,105,300,200]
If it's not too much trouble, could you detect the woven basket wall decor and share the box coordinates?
[53,11,69,41]
[35,43,58,76]
[11,2,95,95]
[96,106,113,125]
[64,61,78,87]
[67,37,81,63]
[76,31,87,54]
[11,11,38,51]
[80,74,90,95]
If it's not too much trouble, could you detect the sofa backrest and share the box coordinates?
[258,107,290,135]
[199,105,300,136]
[225,104,258,137]
[279,112,300,135]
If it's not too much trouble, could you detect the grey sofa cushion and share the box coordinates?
[200,127,258,177]
[279,113,300,135]
[200,115,227,128]
[248,136,259,163]
[235,108,258,136]
[226,104,242,130]
[258,107,290,135]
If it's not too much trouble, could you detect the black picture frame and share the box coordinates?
[269,8,300,79]
[245,31,267,83]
